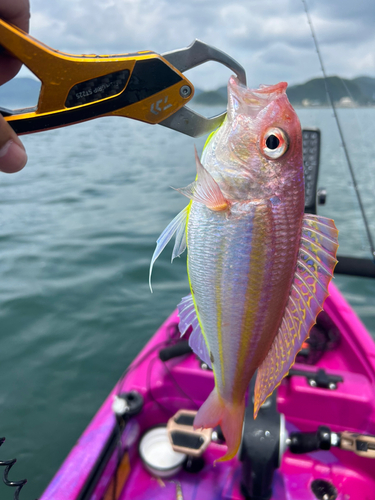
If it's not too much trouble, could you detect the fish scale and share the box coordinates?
[188,203,256,395]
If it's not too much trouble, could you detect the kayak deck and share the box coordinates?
[40,283,375,500]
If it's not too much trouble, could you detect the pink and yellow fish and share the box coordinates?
[150,76,338,461]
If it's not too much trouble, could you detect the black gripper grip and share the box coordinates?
[159,340,192,361]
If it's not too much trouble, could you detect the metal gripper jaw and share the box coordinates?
[161,40,247,137]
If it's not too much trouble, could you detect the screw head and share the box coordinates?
[112,396,129,416]
[329,382,337,390]
[180,85,192,98]
[309,379,317,387]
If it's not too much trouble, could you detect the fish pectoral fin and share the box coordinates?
[175,146,228,212]
[177,294,212,369]
[253,214,339,416]
[194,388,245,462]
[149,206,189,292]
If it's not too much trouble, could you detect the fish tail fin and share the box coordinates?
[194,387,245,462]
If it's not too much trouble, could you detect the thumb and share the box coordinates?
[0,114,27,173]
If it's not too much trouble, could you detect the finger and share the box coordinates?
[0,52,25,85]
[0,0,30,31]
[0,0,30,84]
[0,114,27,173]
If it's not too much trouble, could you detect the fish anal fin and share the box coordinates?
[254,214,339,416]
[176,146,228,212]
[177,294,212,369]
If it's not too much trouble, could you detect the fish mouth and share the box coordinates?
[227,76,288,117]
[229,76,287,98]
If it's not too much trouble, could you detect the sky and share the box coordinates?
[16,0,375,90]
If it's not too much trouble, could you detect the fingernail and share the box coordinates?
[0,140,12,157]
[0,140,28,173]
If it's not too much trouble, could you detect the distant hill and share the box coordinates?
[193,87,227,106]
[192,76,375,107]
[286,76,375,106]
[352,76,375,101]
[0,77,41,109]
[193,90,227,106]
[1,75,375,110]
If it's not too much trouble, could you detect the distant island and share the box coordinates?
[1,75,375,109]
[192,76,375,108]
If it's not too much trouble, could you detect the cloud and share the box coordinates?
[22,0,375,89]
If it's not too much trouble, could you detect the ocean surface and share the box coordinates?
[0,105,374,499]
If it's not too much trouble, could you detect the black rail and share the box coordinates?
[334,256,375,278]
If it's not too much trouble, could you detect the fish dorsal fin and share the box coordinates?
[149,206,188,292]
[253,214,339,416]
[176,147,228,212]
[178,294,212,369]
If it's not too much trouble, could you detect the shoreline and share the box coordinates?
[191,101,375,110]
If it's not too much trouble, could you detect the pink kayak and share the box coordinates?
[39,282,375,500]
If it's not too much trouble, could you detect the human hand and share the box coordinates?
[0,0,30,173]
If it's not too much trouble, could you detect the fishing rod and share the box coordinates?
[301,0,375,264]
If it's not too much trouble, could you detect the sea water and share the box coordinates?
[0,107,374,498]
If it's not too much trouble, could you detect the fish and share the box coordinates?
[149,76,339,461]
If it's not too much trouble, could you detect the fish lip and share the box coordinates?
[227,76,290,121]
[253,81,288,95]
[229,76,288,98]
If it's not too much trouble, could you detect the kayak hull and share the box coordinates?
[40,283,375,500]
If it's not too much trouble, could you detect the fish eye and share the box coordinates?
[262,128,288,159]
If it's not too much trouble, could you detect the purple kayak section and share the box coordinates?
[40,283,375,500]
